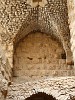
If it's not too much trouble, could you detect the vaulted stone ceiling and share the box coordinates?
[0,0,70,44]
[0,0,73,63]
[0,0,73,65]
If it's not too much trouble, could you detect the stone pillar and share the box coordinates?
[67,0,75,67]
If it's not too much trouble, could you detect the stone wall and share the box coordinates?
[0,0,73,65]
[13,32,74,82]
[0,26,13,81]
[0,26,13,99]
[0,0,75,99]
[6,77,75,100]
[67,0,75,67]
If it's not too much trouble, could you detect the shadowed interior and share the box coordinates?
[25,92,56,100]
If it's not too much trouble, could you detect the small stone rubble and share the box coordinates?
[6,77,75,100]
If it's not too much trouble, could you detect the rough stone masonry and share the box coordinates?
[0,0,75,100]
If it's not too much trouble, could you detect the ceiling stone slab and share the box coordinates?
[0,0,71,55]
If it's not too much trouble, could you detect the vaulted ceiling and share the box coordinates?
[0,0,70,44]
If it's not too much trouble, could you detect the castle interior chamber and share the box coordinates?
[0,0,75,100]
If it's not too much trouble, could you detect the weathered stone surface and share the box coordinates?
[0,0,75,100]
[67,0,75,67]
[13,32,74,82]
[6,77,75,100]
[0,0,72,64]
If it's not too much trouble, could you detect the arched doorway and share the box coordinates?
[25,92,56,100]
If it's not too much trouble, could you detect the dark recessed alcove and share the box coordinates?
[61,53,66,59]
[25,92,56,100]
[33,0,42,2]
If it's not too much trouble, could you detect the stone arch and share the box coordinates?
[13,31,75,82]
[13,14,73,66]
[25,92,56,100]
[13,12,63,46]
[0,0,73,66]
[0,0,73,84]
[37,10,73,65]
[13,21,38,47]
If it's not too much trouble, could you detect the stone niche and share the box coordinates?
[13,32,72,82]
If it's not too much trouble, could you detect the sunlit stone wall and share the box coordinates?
[13,32,74,82]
